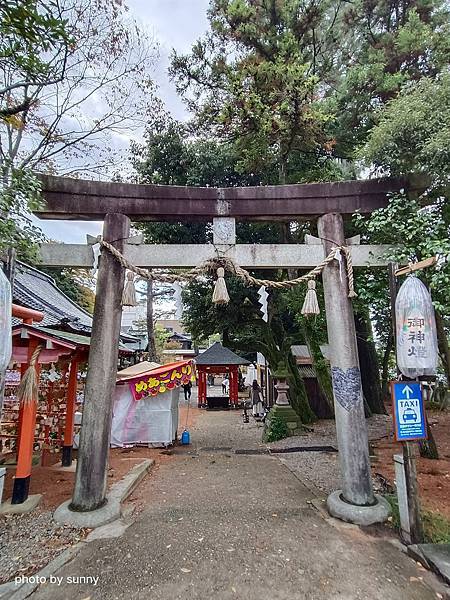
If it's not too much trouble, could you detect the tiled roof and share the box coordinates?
[35,326,131,352]
[291,344,331,361]
[195,342,250,366]
[12,262,93,331]
[12,324,132,353]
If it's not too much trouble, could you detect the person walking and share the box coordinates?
[251,380,264,420]
[222,376,229,395]
[182,380,192,401]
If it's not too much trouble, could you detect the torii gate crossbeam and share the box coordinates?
[37,174,423,220]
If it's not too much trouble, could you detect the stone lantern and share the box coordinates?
[267,362,302,437]
[274,367,290,406]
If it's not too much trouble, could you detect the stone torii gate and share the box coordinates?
[35,174,423,525]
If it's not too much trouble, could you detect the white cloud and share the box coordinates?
[127,0,210,120]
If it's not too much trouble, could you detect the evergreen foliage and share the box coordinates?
[265,414,289,443]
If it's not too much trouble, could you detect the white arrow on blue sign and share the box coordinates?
[391,381,427,441]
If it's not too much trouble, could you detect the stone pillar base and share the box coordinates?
[327,490,391,526]
[266,404,303,437]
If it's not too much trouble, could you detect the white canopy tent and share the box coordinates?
[111,360,193,448]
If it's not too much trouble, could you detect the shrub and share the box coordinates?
[265,414,289,443]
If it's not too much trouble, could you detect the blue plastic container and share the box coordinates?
[181,429,190,445]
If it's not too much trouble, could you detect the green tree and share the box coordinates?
[0,169,43,262]
[334,0,450,155]
[0,0,70,119]
[1,0,159,265]
[356,68,450,388]
[170,0,345,182]
[1,0,158,180]
[130,118,320,421]
[361,74,450,186]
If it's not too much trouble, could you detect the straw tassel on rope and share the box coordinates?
[212,267,230,305]
[342,247,358,298]
[122,271,138,307]
[301,279,320,316]
[17,345,43,406]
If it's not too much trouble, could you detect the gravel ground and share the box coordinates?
[0,510,86,584]
[267,413,392,450]
[268,414,393,496]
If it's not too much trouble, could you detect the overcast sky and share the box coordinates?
[38,0,210,244]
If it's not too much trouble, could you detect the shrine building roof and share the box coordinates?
[195,342,251,366]
[12,262,93,332]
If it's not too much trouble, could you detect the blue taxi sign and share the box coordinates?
[391,381,427,441]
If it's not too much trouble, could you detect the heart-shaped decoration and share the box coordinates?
[331,366,362,412]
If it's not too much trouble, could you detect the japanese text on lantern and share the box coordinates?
[405,316,427,360]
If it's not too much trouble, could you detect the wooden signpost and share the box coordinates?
[389,258,439,544]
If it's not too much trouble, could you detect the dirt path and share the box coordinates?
[28,411,444,600]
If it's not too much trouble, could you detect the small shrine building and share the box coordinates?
[195,342,250,409]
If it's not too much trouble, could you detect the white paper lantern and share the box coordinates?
[0,269,12,375]
[0,269,12,416]
[396,276,438,378]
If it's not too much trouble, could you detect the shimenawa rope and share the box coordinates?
[95,237,357,308]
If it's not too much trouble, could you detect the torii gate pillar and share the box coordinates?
[70,213,130,512]
[318,213,390,524]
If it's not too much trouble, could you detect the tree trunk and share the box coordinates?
[302,316,334,416]
[237,320,316,424]
[354,309,386,414]
[419,415,439,459]
[435,310,450,385]
[146,279,157,361]
[381,331,394,402]
[286,350,316,424]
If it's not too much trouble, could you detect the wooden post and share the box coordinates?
[234,369,239,406]
[41,381,54,467]
[230,369,236,407]
[388,262,424,544]
[318,213,375,507]
[199,370,207,407]
[62,359,78,467]
[197,369,202,408]
[15,361,29,461]
[70,213,130,512]
[12,340,40,504]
